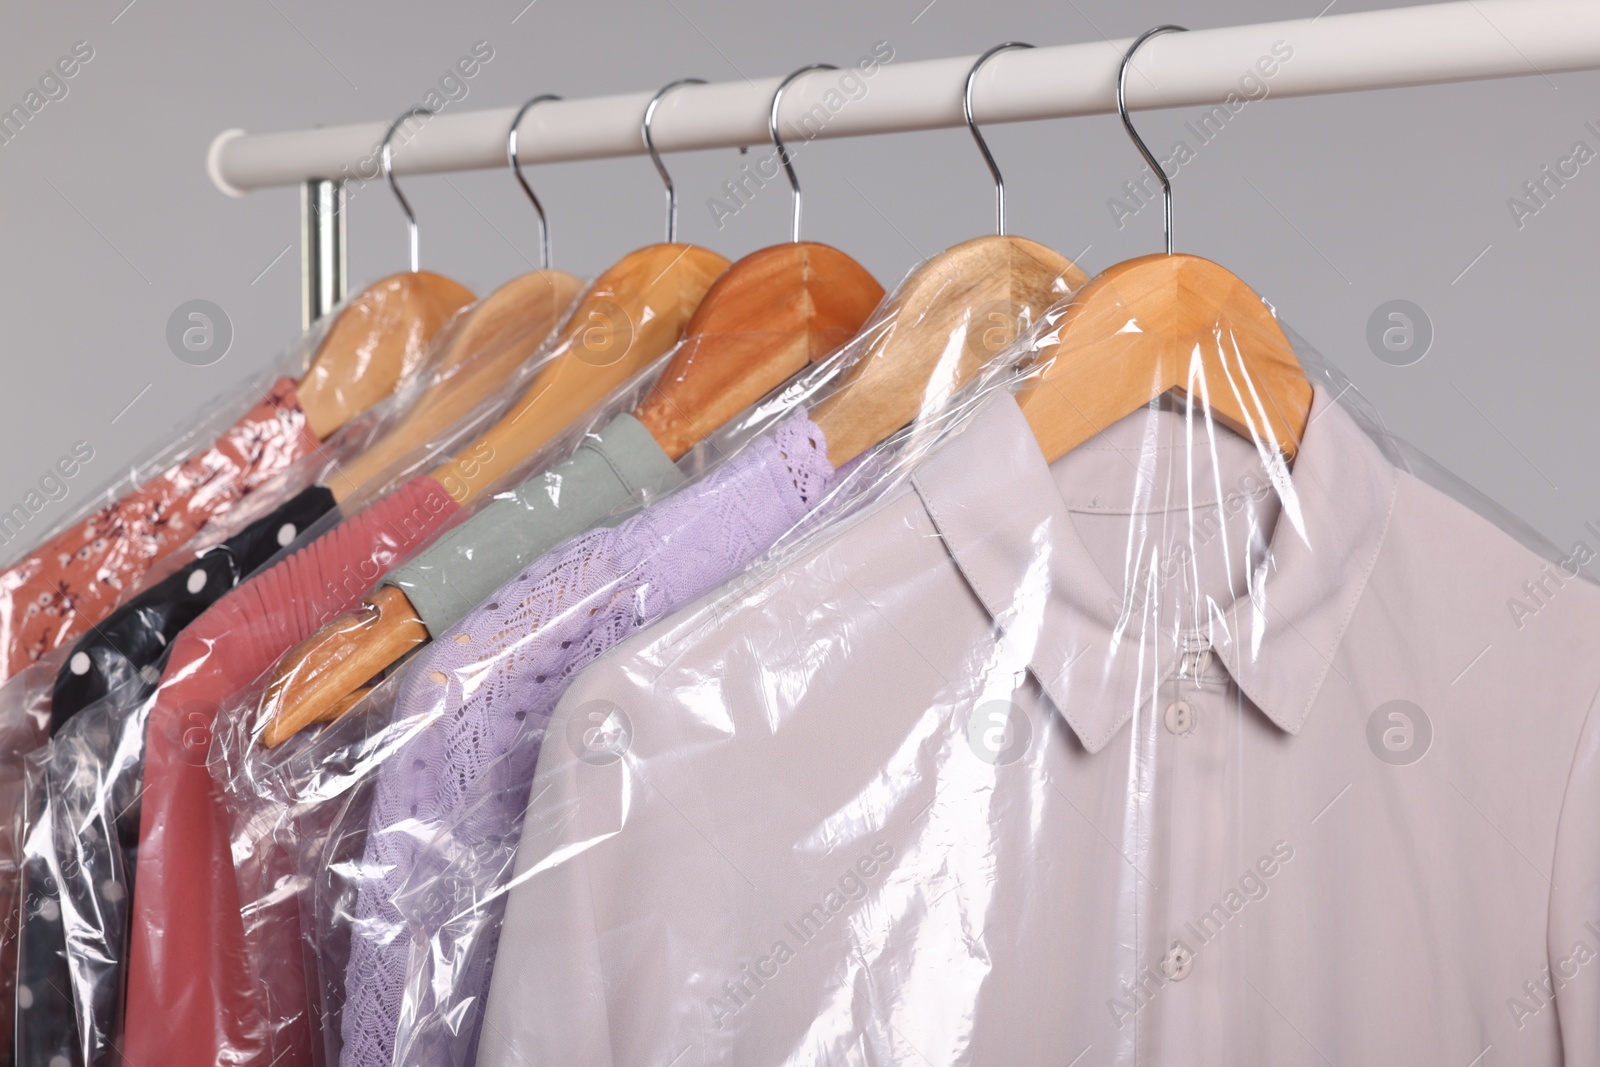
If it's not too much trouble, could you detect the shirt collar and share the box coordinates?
[909,383,1398,754]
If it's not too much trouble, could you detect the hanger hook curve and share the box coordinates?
[964,42,1033,237]
[769,63,837,243]
[508,93,562,271]
[642,78,706,243]
[381,106,434,272]
[1118,25,1187,255]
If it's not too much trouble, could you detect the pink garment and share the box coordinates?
[124,474,460,1067]
[341,413,834,1067]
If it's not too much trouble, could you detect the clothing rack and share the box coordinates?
[206,0,1600,326]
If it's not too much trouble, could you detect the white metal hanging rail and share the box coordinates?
[207,0,1600,324]
[209,0,1600,194]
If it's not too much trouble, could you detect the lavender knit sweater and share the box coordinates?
[340,414,835,1067]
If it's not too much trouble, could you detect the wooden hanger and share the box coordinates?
[326,98,586,500]
[811,233,1084,465]
[425,241,731,503]
[811,44,1090,466]
[296,271,476,440]
[321,269,583,501]
[632,241,881,457]
[1016,252,1310,462]
[1015,28,1311,463]
[298,109,484,439]
[635,66,886,458]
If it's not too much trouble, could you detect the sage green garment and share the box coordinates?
[381,413,683,636]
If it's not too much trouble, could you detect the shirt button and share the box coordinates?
[1161,940,1195,981]
[1164,700,1195,735]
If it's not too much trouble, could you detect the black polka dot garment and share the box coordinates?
[49,486,336,732]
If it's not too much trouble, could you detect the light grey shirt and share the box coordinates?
[479,387,1600,1066]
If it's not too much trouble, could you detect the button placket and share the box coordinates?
[1179,648,1212,679]
[1165,634,1211,736]
[1177,630,1214,685]
[1159,628,1243,1058]
[1144,622,1228,1053]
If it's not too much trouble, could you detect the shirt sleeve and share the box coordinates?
[342,412,833,1067]
[1550,676,1600,1063]
[381,413,685,637]
[121,474,459,1067]
[0,378,320,682]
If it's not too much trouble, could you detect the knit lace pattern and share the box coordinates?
[340,413,833,1067]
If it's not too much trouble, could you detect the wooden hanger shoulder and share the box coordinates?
[326,269,583,502]
[259,584,425,747]
[430,243,730,504]
[297,270,476,440]
[1017,253,1312,464]
[431,268,585,376]
[633,241,883,459]
[812,234,1087,467]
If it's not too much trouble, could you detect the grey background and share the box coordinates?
[1,0,1595,552]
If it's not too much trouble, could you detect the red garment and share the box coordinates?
[0,378,319,681]
[123,474,460,1067]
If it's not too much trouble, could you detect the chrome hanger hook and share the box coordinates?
[642,78,706,243]
[381,106,435,272]
[509,93,562,271]
[769,63,836,243]
[964,42,1033,237]
[1118,26,1187,255]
